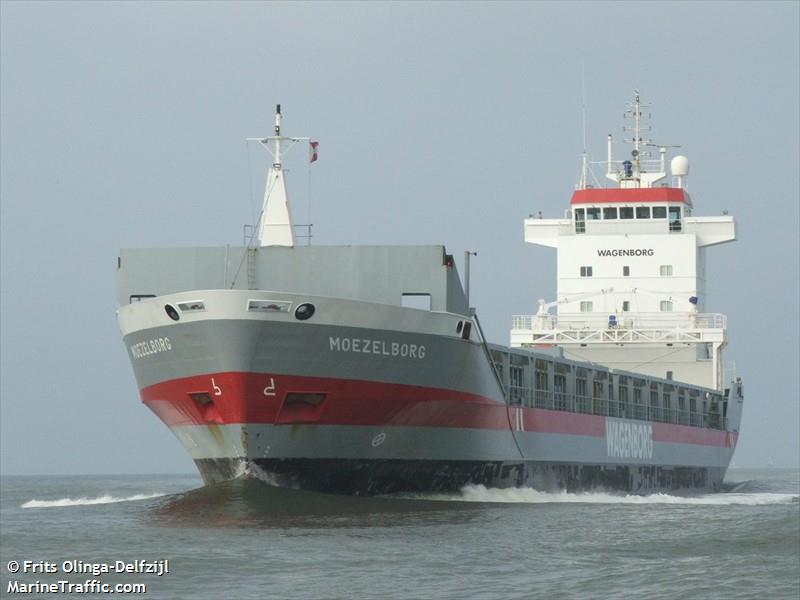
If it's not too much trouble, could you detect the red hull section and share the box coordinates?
[141,371,507,429]
[141,372,736,448]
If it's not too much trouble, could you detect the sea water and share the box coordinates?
[1,469,797,599]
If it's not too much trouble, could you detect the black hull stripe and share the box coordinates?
[194,458,724,496]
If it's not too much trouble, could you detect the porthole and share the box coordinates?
[456,321,463,334]
[165,304,180,321]
[294,303,315,321]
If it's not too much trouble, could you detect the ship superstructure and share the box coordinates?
[515,94,737,393]
[117,97,743,495]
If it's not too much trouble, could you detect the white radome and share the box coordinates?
[671,155,690,176]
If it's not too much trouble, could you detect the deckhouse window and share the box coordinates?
[603,207,618,219]
[623,265,630,277]
[652,206,667,218]
[620,207,634,219]
[580,301,593,313]
[580,266,593,277]
[636,206,651,219]
[660,265,673,276]
[660,300,673,312]
[622,301,630,312]
[586,207,601,220]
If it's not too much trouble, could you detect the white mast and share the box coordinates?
[247,104,311,247]
[603,92,668,188]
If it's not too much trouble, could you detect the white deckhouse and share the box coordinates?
[512,93,736,392]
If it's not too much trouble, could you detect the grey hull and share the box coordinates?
[119,289,736,496]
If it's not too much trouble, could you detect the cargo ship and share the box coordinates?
[116,95,743,495]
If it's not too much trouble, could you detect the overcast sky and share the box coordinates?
[1,1,798,475]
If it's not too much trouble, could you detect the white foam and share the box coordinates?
[21,493,166,509]
[247,462,298,488]
[427,485,798,506]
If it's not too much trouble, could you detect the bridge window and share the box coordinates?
[652,206,667,218]
[636,206,651,219]
[660,265,673,276]
[603,207,618,219]
[580,266,593,277]
[669,206,682,232]
[620,207,634,219]
[575,208,586,233]
[586,207,601,220]
[660,300,673,312]
[580,301,593,313]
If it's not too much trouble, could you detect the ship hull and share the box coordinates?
[119,289,736,496]
[194,457,726,496]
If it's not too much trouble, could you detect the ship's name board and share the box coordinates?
[606,418,653,460]
[130,337,172,360]
[329,336,426,360]
[597,248,654,257]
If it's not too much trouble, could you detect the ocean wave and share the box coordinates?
[21,493,166,509]
[427,485,799,506]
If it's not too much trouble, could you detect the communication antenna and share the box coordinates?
[623,91,652,157]
[578,63,589,190]
[582,63,587,153]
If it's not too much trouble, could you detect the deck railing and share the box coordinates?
[511,312,726,332]
[509,387,726,430]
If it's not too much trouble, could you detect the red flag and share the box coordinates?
[309,140,319,163]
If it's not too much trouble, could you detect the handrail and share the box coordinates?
[508,387,727,430]
[512,312,726,331]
